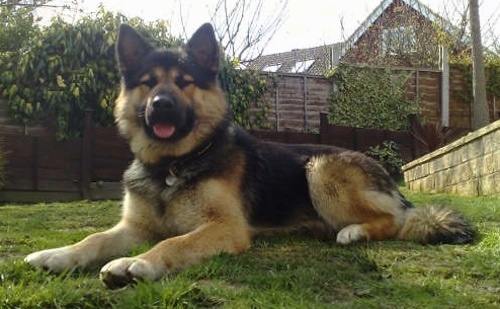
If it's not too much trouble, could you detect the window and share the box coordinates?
[381,26,416,55]
[289,59,315,73]
[262,64,282,72]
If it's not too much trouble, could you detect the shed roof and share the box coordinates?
[247,43,344,76]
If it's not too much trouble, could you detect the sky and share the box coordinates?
[38,0,500,55]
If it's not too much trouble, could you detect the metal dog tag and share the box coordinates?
[165,174,177,186]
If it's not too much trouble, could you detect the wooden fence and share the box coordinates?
[0,112,418,202]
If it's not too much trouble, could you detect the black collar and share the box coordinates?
[156,120,232,186]
[167,141,213,178]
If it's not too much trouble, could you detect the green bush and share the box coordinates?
[219,58,270,129]
[0,6,39,53]
[327,64,419,131]
[366,140,404,179]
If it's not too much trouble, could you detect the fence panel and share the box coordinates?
[1,135,35,191]
[355,128,386,152]
[92,127,132,181]
[0,134,81,198]
[0,118,419,202]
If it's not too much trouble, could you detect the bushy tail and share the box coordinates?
[398,205,476,245]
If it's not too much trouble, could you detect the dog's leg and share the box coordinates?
[305,153,405,245]
[99,179,251,289]
[100,221,250,288]
[336,215,399,244]
[25,220,151,273]
[25,193,157,272]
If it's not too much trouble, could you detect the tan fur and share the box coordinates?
[97,157,252,287]
[118,178,250,275]
[306,152,406,243]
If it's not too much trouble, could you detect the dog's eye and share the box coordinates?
[175,76,194,89]
[140,77,158,88]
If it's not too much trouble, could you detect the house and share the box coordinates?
[340,0,468,69]
[249,0,467,75]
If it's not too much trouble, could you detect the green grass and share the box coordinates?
[1,189,500,308]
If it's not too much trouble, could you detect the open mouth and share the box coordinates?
[152,123,176,139]
[141,93,196,142]
[143,107,195,142]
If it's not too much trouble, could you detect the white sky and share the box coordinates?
[39,0,500,55]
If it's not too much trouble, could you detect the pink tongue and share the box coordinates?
[153,123,176,139]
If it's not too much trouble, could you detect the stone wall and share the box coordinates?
[402,120,500,196]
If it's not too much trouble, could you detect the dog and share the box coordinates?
[25,23,475,289]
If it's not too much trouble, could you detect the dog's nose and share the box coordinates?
[151,95,175,110]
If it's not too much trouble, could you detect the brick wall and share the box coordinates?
[402,119,500,196]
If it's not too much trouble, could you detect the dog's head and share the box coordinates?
[114,23,229,164]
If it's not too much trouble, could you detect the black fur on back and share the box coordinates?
[234,128,341,226]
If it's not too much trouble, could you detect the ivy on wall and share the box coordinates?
[0,6,270,140]
[485,57,500,99]
[327,64,419,131]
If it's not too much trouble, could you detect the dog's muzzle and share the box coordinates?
[145,94,179,139]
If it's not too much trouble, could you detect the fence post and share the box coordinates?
[81,109,94,199]
[33,137,39,191]
[319,113,329,144]
[275,80,280,131]
[303,75,308,130]
[353,127,359,151]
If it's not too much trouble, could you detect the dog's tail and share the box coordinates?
[398,205,475,244]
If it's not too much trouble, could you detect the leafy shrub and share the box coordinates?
[219,58,271,129]
[0,6,39,53]
[366,140,404,179]
[327,64,419,131]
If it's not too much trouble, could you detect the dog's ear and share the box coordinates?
[187,23,219,73]
[116,24,153,74]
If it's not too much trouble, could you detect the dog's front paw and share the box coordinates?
[100,257,161,289]
[25,247,75,272]
[336,224,368,245]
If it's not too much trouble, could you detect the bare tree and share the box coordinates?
[208,0,288,62]
[469,0,489,129]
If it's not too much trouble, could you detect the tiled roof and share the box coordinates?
[247,43,344,76]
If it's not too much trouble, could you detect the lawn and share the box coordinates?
[0,188,499,308]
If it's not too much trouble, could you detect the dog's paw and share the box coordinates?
[336,224,368,245]
[25,247,76,272]
[99,257,161,289]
